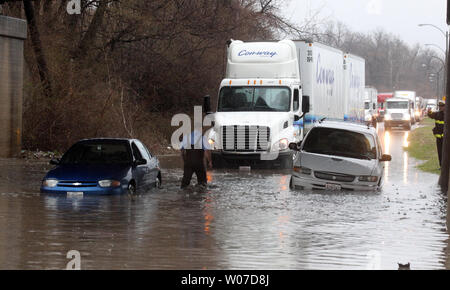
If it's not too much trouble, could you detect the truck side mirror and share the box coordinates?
[302,95,310,113]
[203,95,212,114]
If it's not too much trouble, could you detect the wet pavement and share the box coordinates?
[0,124,449,270]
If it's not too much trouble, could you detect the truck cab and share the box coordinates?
[394,91,416,125]
[384,98,413,130]
[206,40,307,169]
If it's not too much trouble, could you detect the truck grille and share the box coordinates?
[391,113,403,120]
[314,172,355,183]
[221,126,270,152]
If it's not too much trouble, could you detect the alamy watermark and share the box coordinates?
[366,250,381,270]
[171,106,285,161]
[66,250,81,270]
[66,0,81,15]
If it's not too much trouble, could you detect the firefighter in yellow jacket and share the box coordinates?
[428,101,445,167]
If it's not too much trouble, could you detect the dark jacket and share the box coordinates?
[429,111,445,138]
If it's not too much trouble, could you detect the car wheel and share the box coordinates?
[155,174,162,189]
[377,177,383,191]
[128,182,137,195]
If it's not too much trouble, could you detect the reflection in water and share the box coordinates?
[203,191,214,235]
[383,131,391,183]
[384,131,391,155]
[404,132,409,148]
[403,152,409,184]
[279,175,288,191]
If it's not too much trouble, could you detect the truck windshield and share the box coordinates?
[218,87,291,112]
[386,102,409,109]
[303,128,377,160]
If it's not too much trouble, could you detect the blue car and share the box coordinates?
[41,138,162,196]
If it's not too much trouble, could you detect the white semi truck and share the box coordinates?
[384,97,413,130]
[393,91,416,125]
[204,39,365,168]
[364,86,378,126]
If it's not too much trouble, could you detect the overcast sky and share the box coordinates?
[283,0,448,55]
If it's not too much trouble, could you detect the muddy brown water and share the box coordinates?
[0,125,449,269]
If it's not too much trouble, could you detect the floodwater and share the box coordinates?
[0,124,449,270]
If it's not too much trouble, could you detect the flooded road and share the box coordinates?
[0,124,449,270]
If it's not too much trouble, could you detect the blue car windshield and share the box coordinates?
[60,142,132,165]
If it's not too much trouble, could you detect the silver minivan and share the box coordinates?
[289,121,391,191]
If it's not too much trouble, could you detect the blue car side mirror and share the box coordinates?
[134,159,147,166]
[49,158,60,165]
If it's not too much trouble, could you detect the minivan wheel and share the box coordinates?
[289,176,295,189]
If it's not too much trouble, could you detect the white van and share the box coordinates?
[289,121,391,191]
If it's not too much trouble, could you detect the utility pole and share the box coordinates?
[439,0,450,192]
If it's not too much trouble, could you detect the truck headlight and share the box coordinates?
[403,114,411,120]
[384,115,391,121]
[42,179,58,188]
[274,138,289,151]
[99,180,121,188]
[358,176,378,182]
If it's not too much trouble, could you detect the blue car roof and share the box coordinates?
[77,138,135,143]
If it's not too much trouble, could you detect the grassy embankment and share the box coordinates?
[404,118,440,175]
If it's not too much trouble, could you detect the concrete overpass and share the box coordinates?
[0,15,27,158]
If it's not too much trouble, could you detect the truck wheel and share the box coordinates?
[212,154,226,169]
[405,123,411,131]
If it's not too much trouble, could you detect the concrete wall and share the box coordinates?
[0,16,27,158]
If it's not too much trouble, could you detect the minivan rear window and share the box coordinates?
[303,128,377,160]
